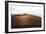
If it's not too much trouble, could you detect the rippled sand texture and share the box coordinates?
[11,14,41,28]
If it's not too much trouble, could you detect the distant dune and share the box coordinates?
[11,14,41,28]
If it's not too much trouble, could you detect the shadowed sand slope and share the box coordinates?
[11,14,41,28]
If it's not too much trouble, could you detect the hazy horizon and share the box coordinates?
[9,3,43,17]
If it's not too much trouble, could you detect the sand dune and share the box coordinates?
[11,14,41,28]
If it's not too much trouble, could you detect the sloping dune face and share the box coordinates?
[11,14,41,28]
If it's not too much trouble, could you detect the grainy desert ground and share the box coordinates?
[11,14,41,28]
